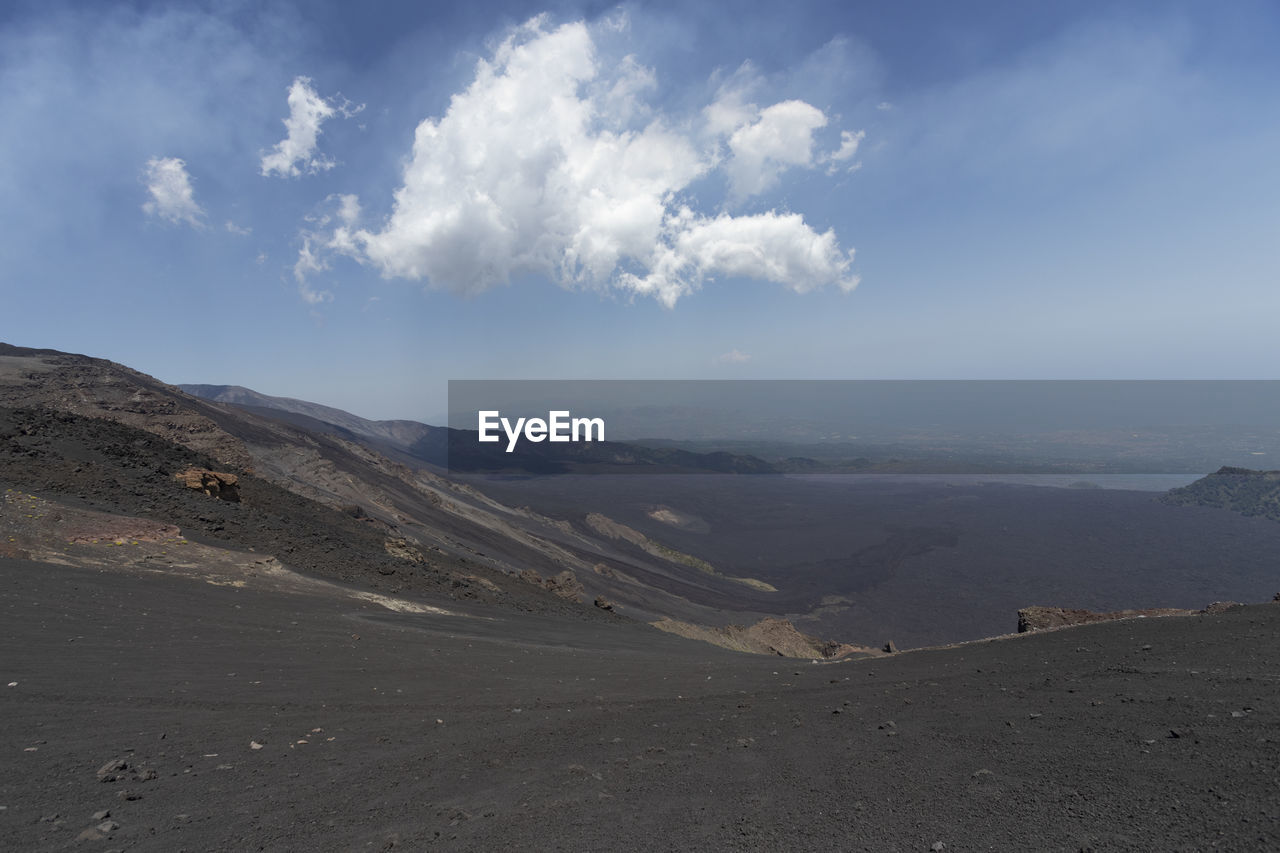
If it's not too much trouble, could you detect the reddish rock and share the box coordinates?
[174,468,240,502]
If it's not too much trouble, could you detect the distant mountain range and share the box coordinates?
[181,384,781,475]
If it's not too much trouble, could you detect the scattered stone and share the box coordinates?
[883,640,898,654]
[1202,601,1243,614]
[971,769,994,781]
[92,809,110,820]
[96,820,119,833]
[6,682,15,687]
[76,828,104,842]
[931,843,946,852]
[594,597,614,612]
[250,741,264,750]
[97,758,129,782]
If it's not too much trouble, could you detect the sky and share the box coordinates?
[1,0,1278,421]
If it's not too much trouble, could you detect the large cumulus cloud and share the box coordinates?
[314,15,860,307]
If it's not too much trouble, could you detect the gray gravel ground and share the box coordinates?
[2,555,1277,852]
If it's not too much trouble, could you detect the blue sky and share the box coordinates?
[2,0,1277,421]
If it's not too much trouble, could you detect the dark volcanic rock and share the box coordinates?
[1017,605,1194,633]
[2,552,1279,850]
[96,759,128,782]
[0,406,564,613]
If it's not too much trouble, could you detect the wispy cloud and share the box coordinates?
[260,76,363,178]
[822,129,865,174]
[301,16,860,308]
[715,348,752,364]
[225,220,251,235]
[293,236,333,305]
[141,157,205,228]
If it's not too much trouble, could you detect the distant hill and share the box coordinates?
[0,344,796,635]
[181,383,777,476]
[179,384,438,453]
[1161,466,1280,521]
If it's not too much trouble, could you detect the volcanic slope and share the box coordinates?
[2,547,1278,851]
[0,344,802,633]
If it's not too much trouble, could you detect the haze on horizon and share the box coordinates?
[2,0,1278,421]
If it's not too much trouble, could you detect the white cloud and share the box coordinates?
[827,129,865,163]
[617,208,858,306]
[723,99,828,201]
[823,129,865,175]
[293,236,332,305]
[715,348,752,364]
[225,220,251,235]
[304,17,859,308]
[334,193,361,226]
[260,76,363,178]
[298,281,331,305]
[141,156,205,228]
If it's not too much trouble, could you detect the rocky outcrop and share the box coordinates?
[0,345,253,470]
[651,616,874,660]
[519,568,585,603]
[174,468,240,502]
[384,537,425,563]
[1202,601,1244,614]
[1018,605,1196,633]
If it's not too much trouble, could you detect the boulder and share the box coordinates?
[174,468,240,502]
[544,570,584,603]
[518,569,585,603]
